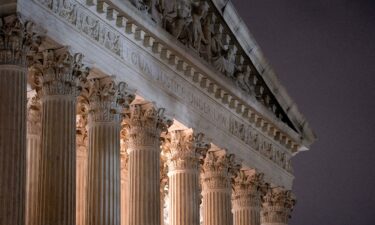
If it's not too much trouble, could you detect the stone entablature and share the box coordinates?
[25,0,298,177]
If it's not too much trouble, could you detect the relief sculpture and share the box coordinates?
[124,0,288,122]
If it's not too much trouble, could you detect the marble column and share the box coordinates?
[120,125,129,225]
[261,188,296,225]
[124,100,170,225]
[29,47,86,225]
[76,97,88,225]
[232,170,268,225]
[0,15,34,225]
[26,92,42,225]
[160,154,168,225]
[84,77,134,225]
[163,128,209,225]
[202,149,240,225]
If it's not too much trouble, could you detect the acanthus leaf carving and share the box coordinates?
[124,100,172,151]
[163,129,210,171]
[0,14,40,66]
[232,170,269,209]
[261,187,296,224]
[28,46,87,97]
[202,150,241,191]
[80,76,134,123]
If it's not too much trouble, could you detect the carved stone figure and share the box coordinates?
[189,1,209,52]
[59,0,77,24]
[81,15,100,41]
[166,0,192,41]
[235,71,252,93]
[131,0,151,13]
[200,13,213,60]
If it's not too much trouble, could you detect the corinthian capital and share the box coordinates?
[203,149,240,175]
[202,148,241,190]
[0,14,39,66]
[163,128,210,171]
[261,187,296,224]
[28,47,87,97]
[80,75,134,123]
[232,170,268,208]
[124,99,172,149]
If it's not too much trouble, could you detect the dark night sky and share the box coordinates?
[232,1,375,224]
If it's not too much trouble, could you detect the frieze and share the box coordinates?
[32,0,293,173]
[35,0,122,57]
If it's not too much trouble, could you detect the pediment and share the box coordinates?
[120,0,316,150]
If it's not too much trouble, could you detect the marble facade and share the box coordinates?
[0,0,315,225]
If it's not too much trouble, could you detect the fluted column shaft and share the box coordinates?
[169,169,200,225]
[40,95,76,224]
[121,170,129,225]
[125,101,168,225]
[0,66,27,225]
[26,94,42,225]
[0,15,33,225]
[233,194,261,225]
[261,188,295,225]
[76,147,88,225]
[84,77,132,225]
[128,130,160,225]
[29,47,86,225]
[202,175,232,225]
[87,120,121,225]
[120,151,129,225]
[202,151,239,225]
[164,129,208,225]
[232,171,267,225]
[76,109,88,225]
